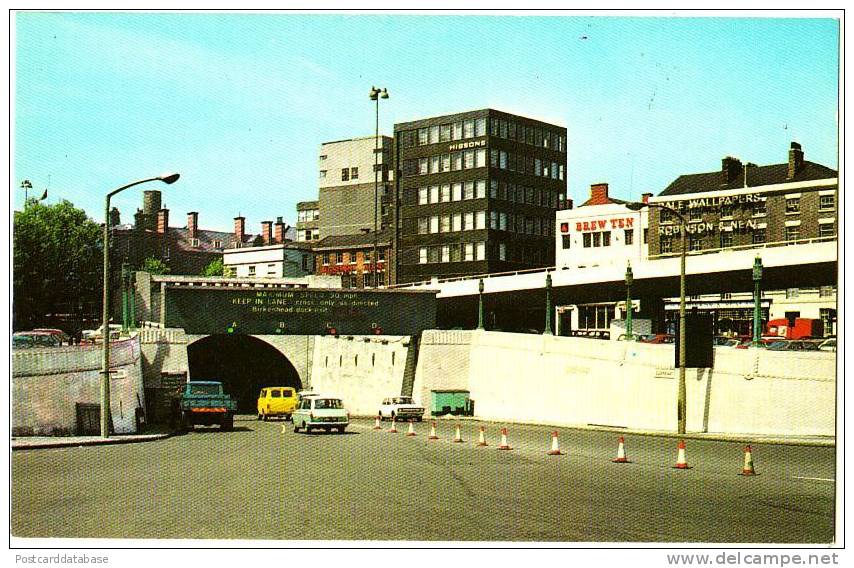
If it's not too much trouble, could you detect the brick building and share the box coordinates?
[311,231,393,288]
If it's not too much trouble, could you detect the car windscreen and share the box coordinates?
[314,398,342,409]
[190,384,221,395]
[393,397,412,404]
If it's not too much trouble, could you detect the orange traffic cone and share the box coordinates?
[453,423,463,443]
[740,445,758,476]
[406,421,417,437]
[373,415,382,430]
[498,427,512,450]
[428,421,439,440]
[612,436,630,463]
[673,440,691,469]
[547,431,563,455]
[388,416,398,433]
[476,426,488,447]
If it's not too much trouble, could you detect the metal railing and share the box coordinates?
[388,236,837,289]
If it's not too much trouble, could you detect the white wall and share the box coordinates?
[412,330,835,436]
[309,335,414,416]
[12,337,146,435]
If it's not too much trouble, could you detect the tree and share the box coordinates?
[141,257,170,275]
[251,235,265,247]
[201,258,224,277]
[13,200,102,331]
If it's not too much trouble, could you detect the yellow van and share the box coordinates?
[257,387,298,421]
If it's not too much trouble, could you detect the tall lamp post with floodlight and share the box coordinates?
[626,200,688,434]
[101,173,179,438]
[369,86,389,288]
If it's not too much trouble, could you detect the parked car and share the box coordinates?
[293,396,349,434]
[257,386,298,421]
[378,396,425,422]
[766,340,820,351]
[82,324,122,342]
[33,328,72,345]
[12,331,61,348]
[637,334,675,344]
[818,338,836,352]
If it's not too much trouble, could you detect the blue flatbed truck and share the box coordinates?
[179,381,237,431]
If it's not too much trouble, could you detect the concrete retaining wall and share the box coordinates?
[411,330,835,436]
[309,335,414,416]
[12,337,146,436]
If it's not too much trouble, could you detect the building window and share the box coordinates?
[431,155,440,174]
[429,125,439,144]
[430,216,439,234]
[785,198,800,214]
[350,167,358,180]
[660,236,673,254]
[689,208,702,222]
[583,233,591,248]
[440,215,451,233]
[689,236,703,252]
[720,205,733,219]
[349,252,357,265]
[336,252,344,264]
[464,181,475,200]
[302,255,310,272]
[419,158,428,175]
[819,194,835,210]
[592,232,601,247]
[643,229,648,245]
[213,239,222,249]
[624,229,634,246]
[720,232,733,249]
[378,249,385,262]
[464,212,474,231]
[322,253,330,266]
[475,117,486,137]
[430,185,439,204]
[476,211,486,230]
[562,235,572,249]
[720,293,732,300]
[660,209,673,223]
[785,226,800,243]
[818,223,835,239]
[419,248,427,264]
[418,187,428,205]
[753,200,766,216]
[452,213,462,232]
[819,286,835,297]
[602,231,611,247]
[464,119,474,138]
[476,242,486,261]
[464,243,474,261]
[248,265,256,277]
[418,128,428,146]
[341,168,349,182]
[786,288,799,299]
[752,228,766,245]
[319,170,327,179]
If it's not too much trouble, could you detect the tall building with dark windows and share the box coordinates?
[392,109,567,284]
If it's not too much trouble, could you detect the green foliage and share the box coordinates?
[251,235,265,247]
[141,257,170,275]
[201,258,224,277]
[13,200,103,330]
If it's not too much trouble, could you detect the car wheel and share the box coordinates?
[417,417,423,422]
[293,420,300,433]
[257,413,262,421]
[221,415,233,431]
[337,427,346,434]
[262,413,268,421]
[305,423,312,434]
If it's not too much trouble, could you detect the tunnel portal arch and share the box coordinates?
[187,334,302,414]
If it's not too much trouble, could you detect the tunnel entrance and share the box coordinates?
[187,335,302,414]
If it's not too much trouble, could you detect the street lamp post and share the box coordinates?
[544,273,553,335]
[625,262,634,340]
[627,200,688,434]
[477,279,485,330]
[752,256,763,347]
[369,86,389,288]
[101,173,179,438]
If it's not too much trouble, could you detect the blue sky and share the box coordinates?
[14,13,839,233]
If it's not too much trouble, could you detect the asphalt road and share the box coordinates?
[11,417,836,543]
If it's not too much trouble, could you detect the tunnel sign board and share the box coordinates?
[164,286,437,336]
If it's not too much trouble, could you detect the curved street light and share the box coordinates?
[369,86,389,288]
[101,173,180,438]
[626,200,688,435]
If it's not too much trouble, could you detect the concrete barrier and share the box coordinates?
[12,336,145,436]
[411,330,835,436]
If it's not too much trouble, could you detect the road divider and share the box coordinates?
[674,440,691,469]
[612,436,630,463]
[547,431,563,455]
[498,427,512,450]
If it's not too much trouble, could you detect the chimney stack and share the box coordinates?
[187,212,198,239]
[109,207,121,227]
[234,216,246,244]
[642,192,653,204]
[261,221,273,245]
[787,141,804,180]
[156,208,169,235]
[721,156,742,185]
[274,216,286,244]
[589,183,610,205]
[564,198,574,210]
[143,190,161,231]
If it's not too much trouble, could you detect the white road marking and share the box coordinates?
[792,476,835,482]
